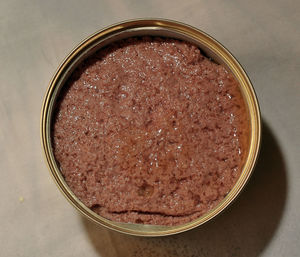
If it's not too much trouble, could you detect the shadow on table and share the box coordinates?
[82,120,287,257]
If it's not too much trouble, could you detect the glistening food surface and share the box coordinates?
[52,37,249,226]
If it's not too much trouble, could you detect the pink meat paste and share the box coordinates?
[52,37,249,226]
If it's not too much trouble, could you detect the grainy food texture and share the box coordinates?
[52,37,249,226]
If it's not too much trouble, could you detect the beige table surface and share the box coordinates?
[1,0,299,256]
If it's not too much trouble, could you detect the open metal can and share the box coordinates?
[41,19,261,236]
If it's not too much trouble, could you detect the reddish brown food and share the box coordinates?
[52,37,249,226]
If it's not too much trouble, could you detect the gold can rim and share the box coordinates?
[41,18,261,236]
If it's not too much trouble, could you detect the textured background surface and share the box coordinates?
[0,0,299,256]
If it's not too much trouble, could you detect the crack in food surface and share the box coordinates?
[52,37,249,226]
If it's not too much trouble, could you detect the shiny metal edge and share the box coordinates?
[41,18,261,236]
